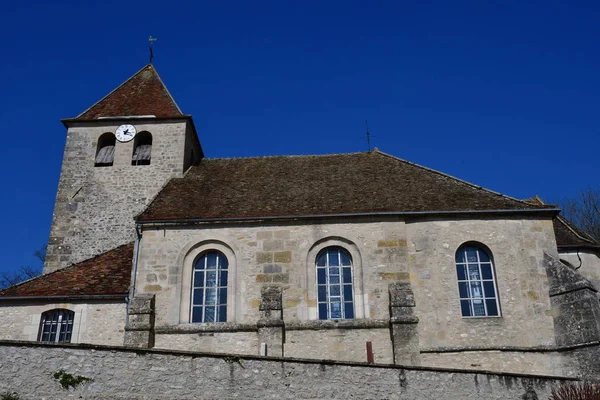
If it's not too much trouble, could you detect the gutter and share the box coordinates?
[61,115,193,128]
[0,294,126,302]
[136,208,561,228]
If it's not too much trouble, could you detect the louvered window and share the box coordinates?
[132,131,152,166]
[95,133,116,167]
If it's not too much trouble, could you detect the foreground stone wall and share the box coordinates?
[0,302,126,346]
[421,350,571,377]
[0,341,576,400]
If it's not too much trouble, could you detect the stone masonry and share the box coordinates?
[0,341,577,399]
[125,294,156,348]
[45,119,200,273]
[135,217,563,373]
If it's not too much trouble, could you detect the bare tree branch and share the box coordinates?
[559,185,600,241]
[0,245,45,290]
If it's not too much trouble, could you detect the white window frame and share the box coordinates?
[190,251,229,323]
[38,309,75,343]
[316,247,355,320]
[455,245,501,318]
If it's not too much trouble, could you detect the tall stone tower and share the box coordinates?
[44,64,202,274]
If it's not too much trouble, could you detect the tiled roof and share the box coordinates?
[554,216,600,248]
[76,64,182,120]
[0,243,133,298]
[138,151,552,222]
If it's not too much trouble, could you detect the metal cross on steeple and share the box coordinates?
[148,36,157,64]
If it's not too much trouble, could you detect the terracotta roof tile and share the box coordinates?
[76,65,182,120]
[0,243,133,298]
[138,151,551,221]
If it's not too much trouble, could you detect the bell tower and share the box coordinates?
[44,64,202,274]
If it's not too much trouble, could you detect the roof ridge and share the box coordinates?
[374,150,548,210]
[0,242,134,294]
[203,152,368,162]
[75,64,151,119]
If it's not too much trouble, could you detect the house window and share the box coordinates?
[316,247,354,320]
[191,251,228,323]
[132,131,152,166]
[455,245,500,317]
[38,309,74,343]
[95,133,116,167]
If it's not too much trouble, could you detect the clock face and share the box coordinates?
[115,124,137,142]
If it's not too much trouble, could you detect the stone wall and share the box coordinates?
[421,350,571,377]
[0,301,126,346]
[45,118,201,273]
[559,250,600,290]
[0,341,576,399]
[135,216,558,369]
[406,217,557,349]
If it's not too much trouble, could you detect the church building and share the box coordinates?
[1,64,600,379]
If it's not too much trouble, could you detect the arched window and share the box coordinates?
[38,309,74,343]
[455,245,500,317]
[191,251,228,323]
[316,247,354,320]
[132,131,152,166]
[95,133,116,167]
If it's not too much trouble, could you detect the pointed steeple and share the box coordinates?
[75,64,183,120]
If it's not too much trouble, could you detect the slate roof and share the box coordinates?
[554,216,600,249]
[75,64,183,120]
[0,243,133,298]
[138,151,553,222]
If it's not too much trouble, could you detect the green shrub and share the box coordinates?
[53,369,93,390]
[0,392,20,400]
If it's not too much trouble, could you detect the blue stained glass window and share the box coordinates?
[192,251,229,323]
[318,303,328,320]
[316,253,327,266]
[456,265,467,281]
[316,247,355,320]
[329,252,340,267]
[342,267,352,283]
[481,264,493,280]
[455,245,500,318]
[330,285,341,296]
[343,285,353,300]
[330,302,342,319]
[340,251,351,266]
[219,271,228,286]
[318,286,327,301]
[317,269,326,284]
[344,303,355,319]
[193,289,204,305]
[483,281,496,297]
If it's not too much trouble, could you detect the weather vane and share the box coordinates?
[148,36,157,64]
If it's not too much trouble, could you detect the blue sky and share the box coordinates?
[1,1,598,274]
